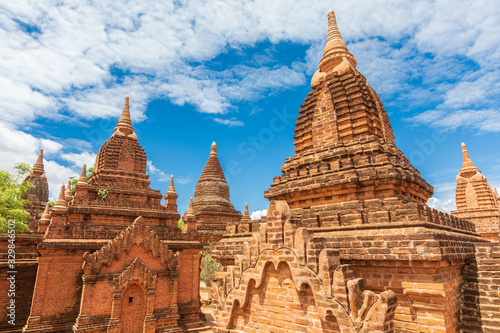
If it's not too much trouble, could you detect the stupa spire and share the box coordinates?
[77,164,88,185]
[41,202,51,219]
[241,203,251,224]
[184,197,195,219]
[168,175,176,193]
[37,202,52,232]
[31,149,45,177]
[114,96,137,140]
[65,180,73,201]
[211,141,217,155]
[461,142,478,171]
[53,184,68,211]
[312,9,357,86]
[326,9,344,45]
[164,175,178,213]
[199,142,225,182]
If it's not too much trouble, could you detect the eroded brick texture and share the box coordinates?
[0,233,44,332]
[211,9,499,333]
[21,97,206,333]
[211,200,398,333]
[461,243,500,332]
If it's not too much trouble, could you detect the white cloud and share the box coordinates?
[0,0,498,137]
[0,122,87,199]
[60,152,97,169]
[250,209,267,220]
[213,117,244,127]
[147,160,170,182]
[427,197,456,213]
[410,109,500,132]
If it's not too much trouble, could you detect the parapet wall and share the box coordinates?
[293,198,476,233]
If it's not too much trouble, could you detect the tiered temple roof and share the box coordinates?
[191,142,241,244]
[265,10,433,209]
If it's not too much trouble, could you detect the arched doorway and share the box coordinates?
[120,283,146,333]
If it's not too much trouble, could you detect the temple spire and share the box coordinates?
[326,9,344,45]
[31,148,45,177]
[54,184,68,211]
[184,197,195,219]
[241,203,251,224]
[198,142,226,182]
[65,180,73,201]
[313,9,357,86]
[114,96,137,140]
[461,142,478,171]
[164,175,178,213]
[168,175,176,193]
[77,164,88,185]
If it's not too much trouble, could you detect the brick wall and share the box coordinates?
[228,263,340,333]
[0,233,43,332]
[461,242,500,332]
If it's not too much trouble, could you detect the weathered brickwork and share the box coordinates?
[212,200,398,333]
[0,7,498,333]
[460,242,500,332]
[21,97,206,333]
[451,143,500,241]
[0,233,43,332]
[211,9,500,333]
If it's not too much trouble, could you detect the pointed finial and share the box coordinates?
[184,197,196,219]
[40,202,51,221]
[31,148,45,176]
[211,141,217,155]
[114,96,137,140]
[240,202,251,223]
[65,180,73,201]
[168,175,176,193]
[326,10,343,45]
[318,9,356,74]
[77,164,88,185]
[461,142,477,170]
[54,184,68,211]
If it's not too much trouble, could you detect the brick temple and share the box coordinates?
[210,10,500,333]
[0,8,499,333]
[7,98,207,333]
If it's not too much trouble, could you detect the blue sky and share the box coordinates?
[1,0,499,218]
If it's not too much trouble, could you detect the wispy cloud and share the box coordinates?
[146,160,171,182]
[213,117,244,127]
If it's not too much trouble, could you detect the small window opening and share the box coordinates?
[129,297,134,303]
